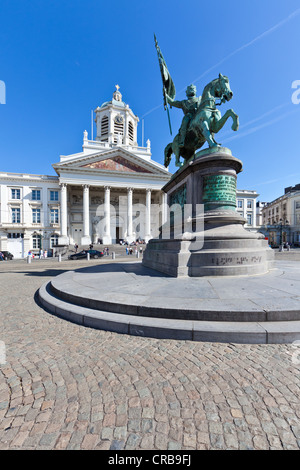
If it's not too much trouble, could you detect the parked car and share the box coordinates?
[0,251,14,260]
[68,249,104,260]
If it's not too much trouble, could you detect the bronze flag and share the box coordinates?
[154,34,175,134]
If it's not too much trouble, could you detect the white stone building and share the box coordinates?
[260,184,300,247]
[0,87,171,257]
[0,173,60,258]
[236,189,258,228]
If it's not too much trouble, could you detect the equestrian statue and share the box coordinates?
[154,35,239,168]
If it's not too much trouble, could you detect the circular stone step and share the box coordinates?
[38,261,300,344]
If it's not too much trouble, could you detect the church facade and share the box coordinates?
[0,87,172,258]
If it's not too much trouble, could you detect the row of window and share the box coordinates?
[268,205,287,215]
[11,208,59,224]
[7,232,59,249]
[237,212,253,225]
[265,217,291,225]
[10,188,59,201]
[32,234,59,249]
[237,199,253,209]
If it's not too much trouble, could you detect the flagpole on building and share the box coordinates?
[91,110,93,140]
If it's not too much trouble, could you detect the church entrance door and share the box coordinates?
[111,216,123,244]
[71,224,82,245]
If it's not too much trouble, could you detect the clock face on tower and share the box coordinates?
[115,115,123,124]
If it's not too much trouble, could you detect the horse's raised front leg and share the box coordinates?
[213,109,239,133]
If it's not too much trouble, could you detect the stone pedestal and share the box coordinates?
[142,147,274,277]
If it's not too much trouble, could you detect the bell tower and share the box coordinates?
[94,85,139,147]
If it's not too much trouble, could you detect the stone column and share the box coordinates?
[103,186,112,244]
[126,187,134,244]
[161,192,168,225]
[59,183,69,245]
[81,184,91,245]
[145,188,152,243]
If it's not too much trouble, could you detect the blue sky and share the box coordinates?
[0,0,300,202]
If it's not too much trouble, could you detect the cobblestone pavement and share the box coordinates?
[0,259,300,450]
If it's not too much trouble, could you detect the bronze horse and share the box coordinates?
[164,74,239,168]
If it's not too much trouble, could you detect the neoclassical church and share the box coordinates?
[0,87,172,258]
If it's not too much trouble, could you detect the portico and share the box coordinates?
[58,182,163,246]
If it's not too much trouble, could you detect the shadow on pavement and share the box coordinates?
[0,261,171,279]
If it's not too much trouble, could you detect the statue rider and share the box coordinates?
[166,84,201,149]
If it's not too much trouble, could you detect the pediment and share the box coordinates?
[53,148,170,177]
[81,155,152,174]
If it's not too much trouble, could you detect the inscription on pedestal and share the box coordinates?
[203,175,236,206]
[212,256,262,266]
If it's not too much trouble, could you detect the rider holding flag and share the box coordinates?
[165,84,201,149]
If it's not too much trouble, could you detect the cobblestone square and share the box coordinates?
[0,259,300,450]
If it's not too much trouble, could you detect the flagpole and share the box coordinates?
[154,34,173,136]
[163,88,172,135]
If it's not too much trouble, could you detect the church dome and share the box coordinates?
[100,85,126,109]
